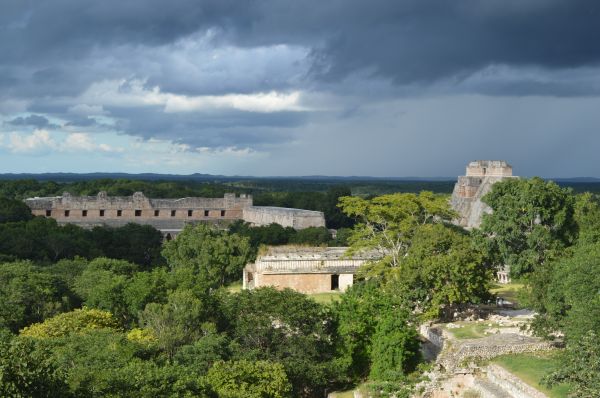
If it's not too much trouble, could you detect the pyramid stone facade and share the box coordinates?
[450,160,516,229]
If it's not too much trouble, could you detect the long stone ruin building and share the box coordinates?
[25,192,325,239]
[243,246,380,294]
[450,160,516,229]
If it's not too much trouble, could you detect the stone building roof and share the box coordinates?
[247,246,381,274]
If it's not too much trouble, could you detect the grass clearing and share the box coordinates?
[492,352,571,398]
[329,390,355,398]
[226,281,243,293]
[444,321,515,340]
[309,291,343,305]
[490,282,525,306]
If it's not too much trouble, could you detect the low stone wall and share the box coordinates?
[441,334,556,371]
[420,324,445,349]
[243,206,325,229]
[483,364,548,398]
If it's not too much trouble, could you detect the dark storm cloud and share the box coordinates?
[5,114,58,129]
[3,0,600,88]
[2,0,600,167]
[65,117,98,127]
[108,106,307,148]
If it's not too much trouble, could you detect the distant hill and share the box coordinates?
[0,172,456,182]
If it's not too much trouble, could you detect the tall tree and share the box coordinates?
[162,224,251,290]
[479,177,576,278]
[338,191,455,278]
[222,287,338,397]
[387,224,492,319]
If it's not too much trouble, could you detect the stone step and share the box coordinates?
[473,377,513,398]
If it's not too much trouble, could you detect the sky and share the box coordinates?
[1,0,600,177]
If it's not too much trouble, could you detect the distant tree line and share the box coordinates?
[0,197,164,267]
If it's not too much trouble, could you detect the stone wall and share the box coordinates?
[26,192,251,222]
[253,273,346,294]
[242,206,325,229]
[480,364,549,398]
[466,160,513,177]
[440,334,557,372]
[25,192,325,233]
[243,246,377,293]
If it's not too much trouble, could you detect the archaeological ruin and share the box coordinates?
[450,160,517,229]
[243,246,380,294]
[25,192,326,238]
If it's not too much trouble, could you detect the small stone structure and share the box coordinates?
[243,246,379,294]
[243,206,325,229]
[25,192,326,238]
[477,364,550,398]
[439,333,557,373]
[450,160,516,229]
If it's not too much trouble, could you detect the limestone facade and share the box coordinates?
[243,246,379,294]
[25,192,326,237]
[243,206,325,229]
[450,160,517,229]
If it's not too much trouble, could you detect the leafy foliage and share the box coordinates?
[222,287,338,397]
[0,197,34,223]
[162,224,252,290]
[339,192,455,275]
[140,289,207,358]
[334,281,417,381]
[387,224,492,319]
[20,308,120,338]
[545,331,600,398]
[0,261,75,332]
[0,332,70,397]
[0,218,164,266]
[479,177,577,278]
[206,360,292,398]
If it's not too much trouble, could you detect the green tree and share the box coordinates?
[334,281,411,380]
[140,289,207,358]
[530,242,600,340]
[369,312,421,381]
[206,360,292,398]
[91,223,165,269]
[162,224,252,290]
[289,226,331,245]
[545,331,600,398]
[73,259,137,325]
[222,287,338,397]
[338,192,455,278]
[323,186,355,229]
[20,308,120,338]
[479,177,576,278]
[0,261,75,332]
[0,332,70,397]
[173,323,230,375]
[0,197,33,223]
[574,192,600,245]
[387,224,492,319]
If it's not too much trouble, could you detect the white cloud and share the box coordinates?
[196,146,255,156]
[0,130,124,155]
[78,79,306,113]
[63,132,124,153]
[63,132,95,151]
[164,91,304,113]
[6,130,56,154]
